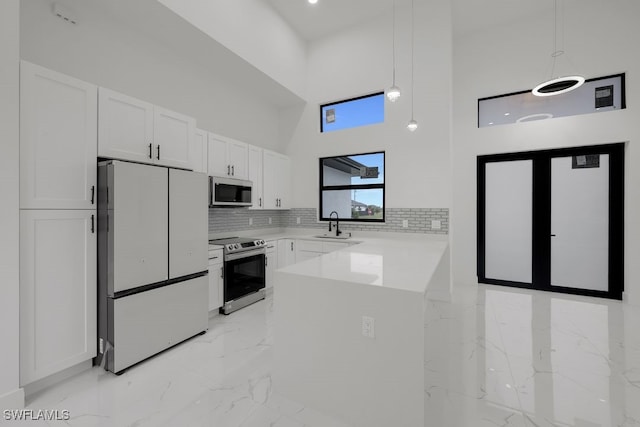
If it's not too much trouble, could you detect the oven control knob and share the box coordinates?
[226,244,233,251]
[260,240,265,245]
[233,244,239,249]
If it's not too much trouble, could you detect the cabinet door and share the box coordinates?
[248,145,264,209]
[227,139,249,180]
[277,154,291,209]
[169,169,208,279]
[20,61,97,209]
[207,133,229,177]
[110,161,168,292]
[154,106,193,169]
[277,239,296,268]
[208,262,223,311]
[20,209,97,385]
[265,242,277,289]
[263,149,279,209]
[191,128,208,173]
[98,87,154,164]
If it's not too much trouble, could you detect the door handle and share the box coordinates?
[91,185,95,205]
[232,165,235,176]
[157,145,160,160]
[148,143,153,159]
[91,214,95,234]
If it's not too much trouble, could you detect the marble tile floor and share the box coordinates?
[7,284,640,427]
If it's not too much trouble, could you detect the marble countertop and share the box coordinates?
[272,231,449,294]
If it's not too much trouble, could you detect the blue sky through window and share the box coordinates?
[321,93,384,132]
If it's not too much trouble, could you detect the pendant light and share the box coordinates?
[532,0,584,97]
[386,0,401,102]
[406,0,417,131]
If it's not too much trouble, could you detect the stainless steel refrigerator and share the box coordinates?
[96,160,209,374]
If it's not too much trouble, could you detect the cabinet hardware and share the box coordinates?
[91,185,95,205]
[259,197,262,207]
[551,234,557,237]
[227,165,230,175]
[232,165,234,176]
[265,257,268,267]
[221,266,224,278]
[156,145,160,160]
[291,242,293,251]
[91,214,95,233]
[148,143,152,159]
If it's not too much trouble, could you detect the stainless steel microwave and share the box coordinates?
[209,176,253,207]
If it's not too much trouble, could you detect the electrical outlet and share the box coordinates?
[268,217,272,225]
[249,218,253,226]
[362,316,375,338]
[296,217,301,224]
[431,219,441,230]
[402,219,408,228]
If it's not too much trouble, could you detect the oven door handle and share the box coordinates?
[225,248,266,262]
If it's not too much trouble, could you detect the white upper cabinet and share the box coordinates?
[190,128,208,173]
[207,133,249,180]
[263,149,291,210]
[248,145,264,209]
[98,88,193,169]
[98,87,154,164]
[20,61,98,209]
[153,107,193,169]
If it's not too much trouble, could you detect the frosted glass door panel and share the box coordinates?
[551,155,609,291]
[485,160,533,283]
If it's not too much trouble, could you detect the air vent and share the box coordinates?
[53,3,77,25]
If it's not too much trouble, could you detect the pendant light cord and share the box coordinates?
[392,0,396,84]
[410,0,415,118]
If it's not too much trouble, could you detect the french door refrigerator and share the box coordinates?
[96,160,209,374]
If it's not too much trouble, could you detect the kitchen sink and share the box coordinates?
[313,234,351,240]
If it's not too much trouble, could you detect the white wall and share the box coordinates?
[157,0,307,100]
[20,0,284,152]
[451,0,640,304]
[285,0,452,210]
[0,0,24,409]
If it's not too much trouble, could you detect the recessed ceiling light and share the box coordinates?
[504,112,510,116]
[488,122,494,125]
[308,0,318,4]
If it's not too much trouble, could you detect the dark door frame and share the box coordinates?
[477,143,625,300]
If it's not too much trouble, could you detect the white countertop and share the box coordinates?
[273,232,449,294]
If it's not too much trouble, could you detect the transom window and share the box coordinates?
[320,92,385,133]
[319,151,385,222]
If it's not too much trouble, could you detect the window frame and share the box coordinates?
[318,151,386,223]
[319,91,385,133]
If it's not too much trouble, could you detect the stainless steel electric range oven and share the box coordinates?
[209,237,267,314]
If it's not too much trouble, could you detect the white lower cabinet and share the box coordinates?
[265,241,277,289]
[277,239,297,268]
[208,249,224,312]
[20,209,97,385]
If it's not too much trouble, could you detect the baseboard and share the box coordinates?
[22,360,92,398]
[0,387,25,410]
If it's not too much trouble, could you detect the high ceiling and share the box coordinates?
[266,0,551,41]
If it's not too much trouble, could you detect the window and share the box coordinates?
[320,92,385,133]
[477,73,625,128]
[319,151,385,222]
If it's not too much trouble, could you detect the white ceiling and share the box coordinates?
[266,0,551,42]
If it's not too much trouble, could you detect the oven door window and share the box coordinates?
[225,253,265,302]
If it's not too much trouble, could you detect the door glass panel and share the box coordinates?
[485,160,533,283]
[551,155,609,291]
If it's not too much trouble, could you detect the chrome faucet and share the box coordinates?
[329,211,342,237]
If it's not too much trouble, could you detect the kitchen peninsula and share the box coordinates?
[273,234,450,427]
